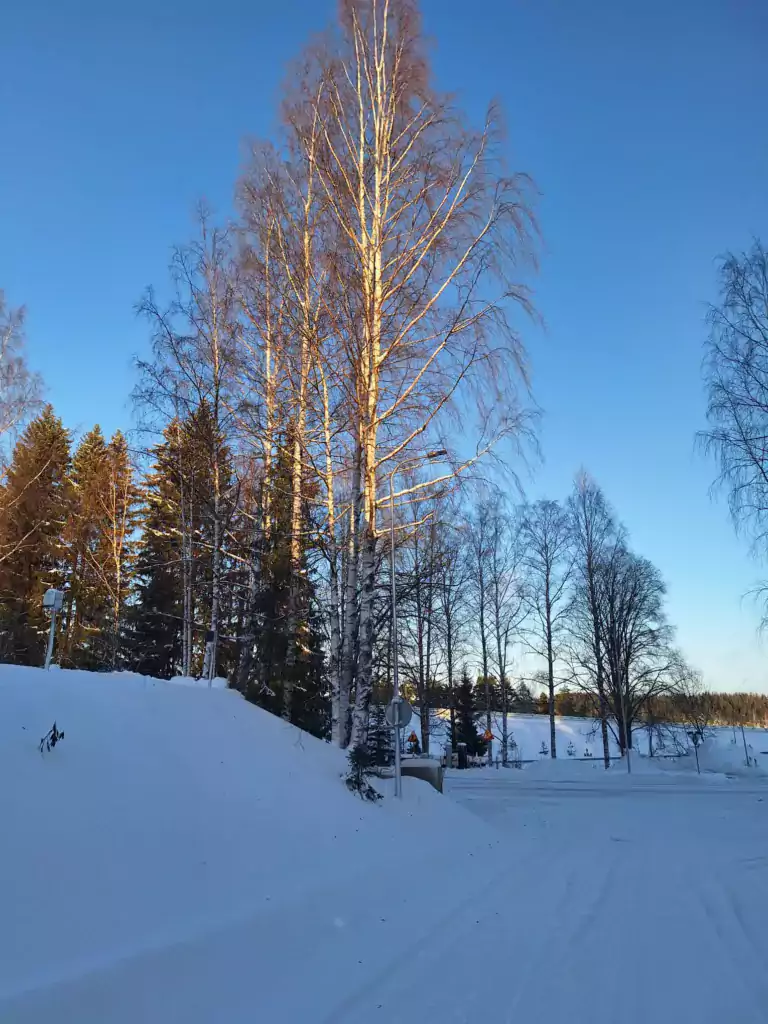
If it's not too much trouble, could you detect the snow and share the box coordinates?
[3,664,768,1023]
[0,665,502,1023]
[419,707,768,770]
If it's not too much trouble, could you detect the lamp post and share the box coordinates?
[388,448,447,797]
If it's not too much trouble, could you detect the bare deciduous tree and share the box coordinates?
[136,210,240,681]
[468,496,494,764]
[596,541,676,760]
[0,292,43,453]
[486,499,524,765]
[520,498,572,758]
[701,240,768,623]
[567,473,617,768]
[304,0,536,747]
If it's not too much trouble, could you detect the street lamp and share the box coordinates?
[388,448,448,797]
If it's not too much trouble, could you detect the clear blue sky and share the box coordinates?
[1,0,766,688]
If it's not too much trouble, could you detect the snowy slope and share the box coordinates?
[0,665,504,1023]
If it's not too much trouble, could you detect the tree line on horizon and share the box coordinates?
[1,1,765,763]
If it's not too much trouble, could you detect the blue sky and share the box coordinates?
[1,0,766,688]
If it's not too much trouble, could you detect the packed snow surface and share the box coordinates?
[2,665,768,1023]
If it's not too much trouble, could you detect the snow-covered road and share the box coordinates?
[312,769,768,1023]
[361,770,768,1024]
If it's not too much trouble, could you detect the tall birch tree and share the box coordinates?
[306,0,536,747]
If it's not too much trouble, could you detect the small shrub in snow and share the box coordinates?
[584,747,593,758]
[539,741,549,757]
[345,746,383,802]
[39,722,65,754]
[567,741,576,757]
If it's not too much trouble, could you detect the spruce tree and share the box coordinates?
[128,427,185,678]
[0,405,71,664]
[63,425,108,666]
[64,428,140,669]
[129,410,230,678]
[238,435,328,737]
[94,431,141,667]
[455,668,487,758]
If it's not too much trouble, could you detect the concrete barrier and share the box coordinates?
[401,757,443,793]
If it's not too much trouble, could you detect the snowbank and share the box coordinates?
[0,665,503,1023]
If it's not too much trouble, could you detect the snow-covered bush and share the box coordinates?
[345,746,382,802]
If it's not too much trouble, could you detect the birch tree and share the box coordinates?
[303,0,535,747]
[701,240,768,621]
[0,292,43,453]
[520,498,572,758]
[469,497,494,764]
[486,500,524,764]
[595,540,676,755]
[435,515,470,750]
[566,473,615,768]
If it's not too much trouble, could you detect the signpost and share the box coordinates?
[385,697,413,798]
[42,588,65,670]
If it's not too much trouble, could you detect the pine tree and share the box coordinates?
[455,669,487,758]
[0,405,71,663]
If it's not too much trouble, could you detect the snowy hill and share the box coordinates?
[0,665,503,1023]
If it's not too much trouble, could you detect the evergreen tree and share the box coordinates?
[514,681,535,714]
[0,406,71,663]
[93,431,142,667]
[64,428,141,668]
[238,435,328,737]
[366,701,393,767]
[128,426,186,677]
[129,410,235,679]
[455,668,487,757]
[62,425,108,666]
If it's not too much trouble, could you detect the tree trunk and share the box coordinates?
[445,605,456,751]
[206,486,221,684]
[350,527,376,750]
[479,583,492,766]
[234,521,261,694]
[546,583,557,758]
[339,447,362,749]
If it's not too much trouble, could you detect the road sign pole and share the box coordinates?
[44,608,57,671]
[389,469,402,798]
[394,716,402,798]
